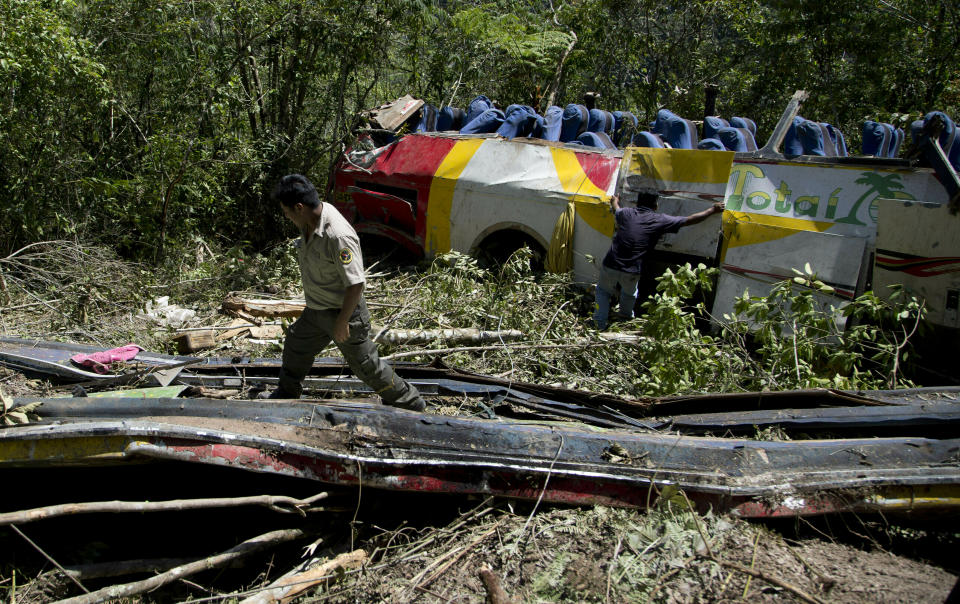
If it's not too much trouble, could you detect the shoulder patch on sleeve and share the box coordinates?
[339,248,353,265]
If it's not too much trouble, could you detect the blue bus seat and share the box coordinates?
[496,104,541,139]
[560,104,589,142]
[922,111,960,170]
[415,104,438,132]
[890,127,904,157]
[540,105,564,141]
[697,138,726,151]
[460,108,505,134]
[783,116,808,155]
[824,123,848,156]
[863,121,893,157]
[730,116,757,137]
[464,96,494,127]
[588,108,614,134]
[651,109,698,149]
[631,131,668,148]
[717,127,758,152]
[703,116,729,140]
[437,106,465,131]
[577,131,616,149]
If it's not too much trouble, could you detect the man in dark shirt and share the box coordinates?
[593,192,724,329]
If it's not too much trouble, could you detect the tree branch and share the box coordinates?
[0,493,327,527]
[55,529,308,604]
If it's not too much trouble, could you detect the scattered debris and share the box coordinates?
[373,327,524,345]
[1,337,956,602]
[137,296,196,328]
[221,295,305,319]
[56,529,308,604]
[239,549,367,604]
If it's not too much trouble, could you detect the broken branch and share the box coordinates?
[55,528,308,604]
[714,558,826,604]
[406,522,502,595]
[375,327,523,346]
[479,567,514,604]
[0,493,328,527]
[238,549,367,604]
[37,558,193,582]
[381,340,616,361]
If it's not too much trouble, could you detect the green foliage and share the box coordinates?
[723,263,924,390]
[632,263,740,395]
[373,251,926,400]
[624,261,922,395]
[527,502,734,602]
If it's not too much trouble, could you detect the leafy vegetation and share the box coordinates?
[2,238,922,402]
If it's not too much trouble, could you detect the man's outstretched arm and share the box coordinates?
[684,201,725,226]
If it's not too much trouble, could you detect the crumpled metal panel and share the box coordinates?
[2,399,959,517]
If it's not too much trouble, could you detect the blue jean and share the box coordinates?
[593,264,641,329]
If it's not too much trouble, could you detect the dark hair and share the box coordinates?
[272,174,320,208]
[637,192,659,209]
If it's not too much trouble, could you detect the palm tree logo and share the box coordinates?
[836,172,913,225]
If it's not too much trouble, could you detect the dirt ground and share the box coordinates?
[312,501,956,603]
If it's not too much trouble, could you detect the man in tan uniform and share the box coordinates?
[265,174,426,411]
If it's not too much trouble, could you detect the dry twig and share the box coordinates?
[0,493,328,526]
[54,529,308,604]
[404,521,502,596]
[238,549,367,604]
[715,558,826,604]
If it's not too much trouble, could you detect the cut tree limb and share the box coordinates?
[479,567,515,604]
[0,493,328,527]
[54,529,308,604]
[374,328,523,346]
[222,295,305,318]
[713,558,825,604]
[381,340,624,361]
[37,558,194,582]
[238,549,367,604]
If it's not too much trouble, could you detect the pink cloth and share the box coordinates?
[70,344,143,374]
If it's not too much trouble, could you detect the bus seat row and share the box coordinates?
[782,116,849,157]
[414,97,960,170]
[413,96,639,150]
[862,121,903,158]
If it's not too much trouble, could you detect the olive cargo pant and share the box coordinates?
[277,298,423,408]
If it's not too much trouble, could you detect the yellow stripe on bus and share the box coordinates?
[722,211,836,253]
[426,139,485,255]
[550,147,613,236]
[625,147,734,184]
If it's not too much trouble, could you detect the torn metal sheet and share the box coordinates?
[2,397,959,518]
[6,338,960,435]
[0,337,196,386]
[662,402,960,437]
[363,95,424,130]
[51,385,189,399]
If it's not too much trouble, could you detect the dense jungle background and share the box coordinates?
[2,0,959,259]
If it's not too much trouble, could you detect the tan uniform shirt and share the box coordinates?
[297,202,366,310]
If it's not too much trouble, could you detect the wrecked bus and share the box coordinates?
[332,91,960,336]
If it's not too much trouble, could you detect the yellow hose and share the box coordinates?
[545,199,576,273]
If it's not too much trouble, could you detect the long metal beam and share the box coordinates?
[2,398,959,518]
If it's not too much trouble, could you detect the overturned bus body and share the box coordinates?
[333,91,960,336]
